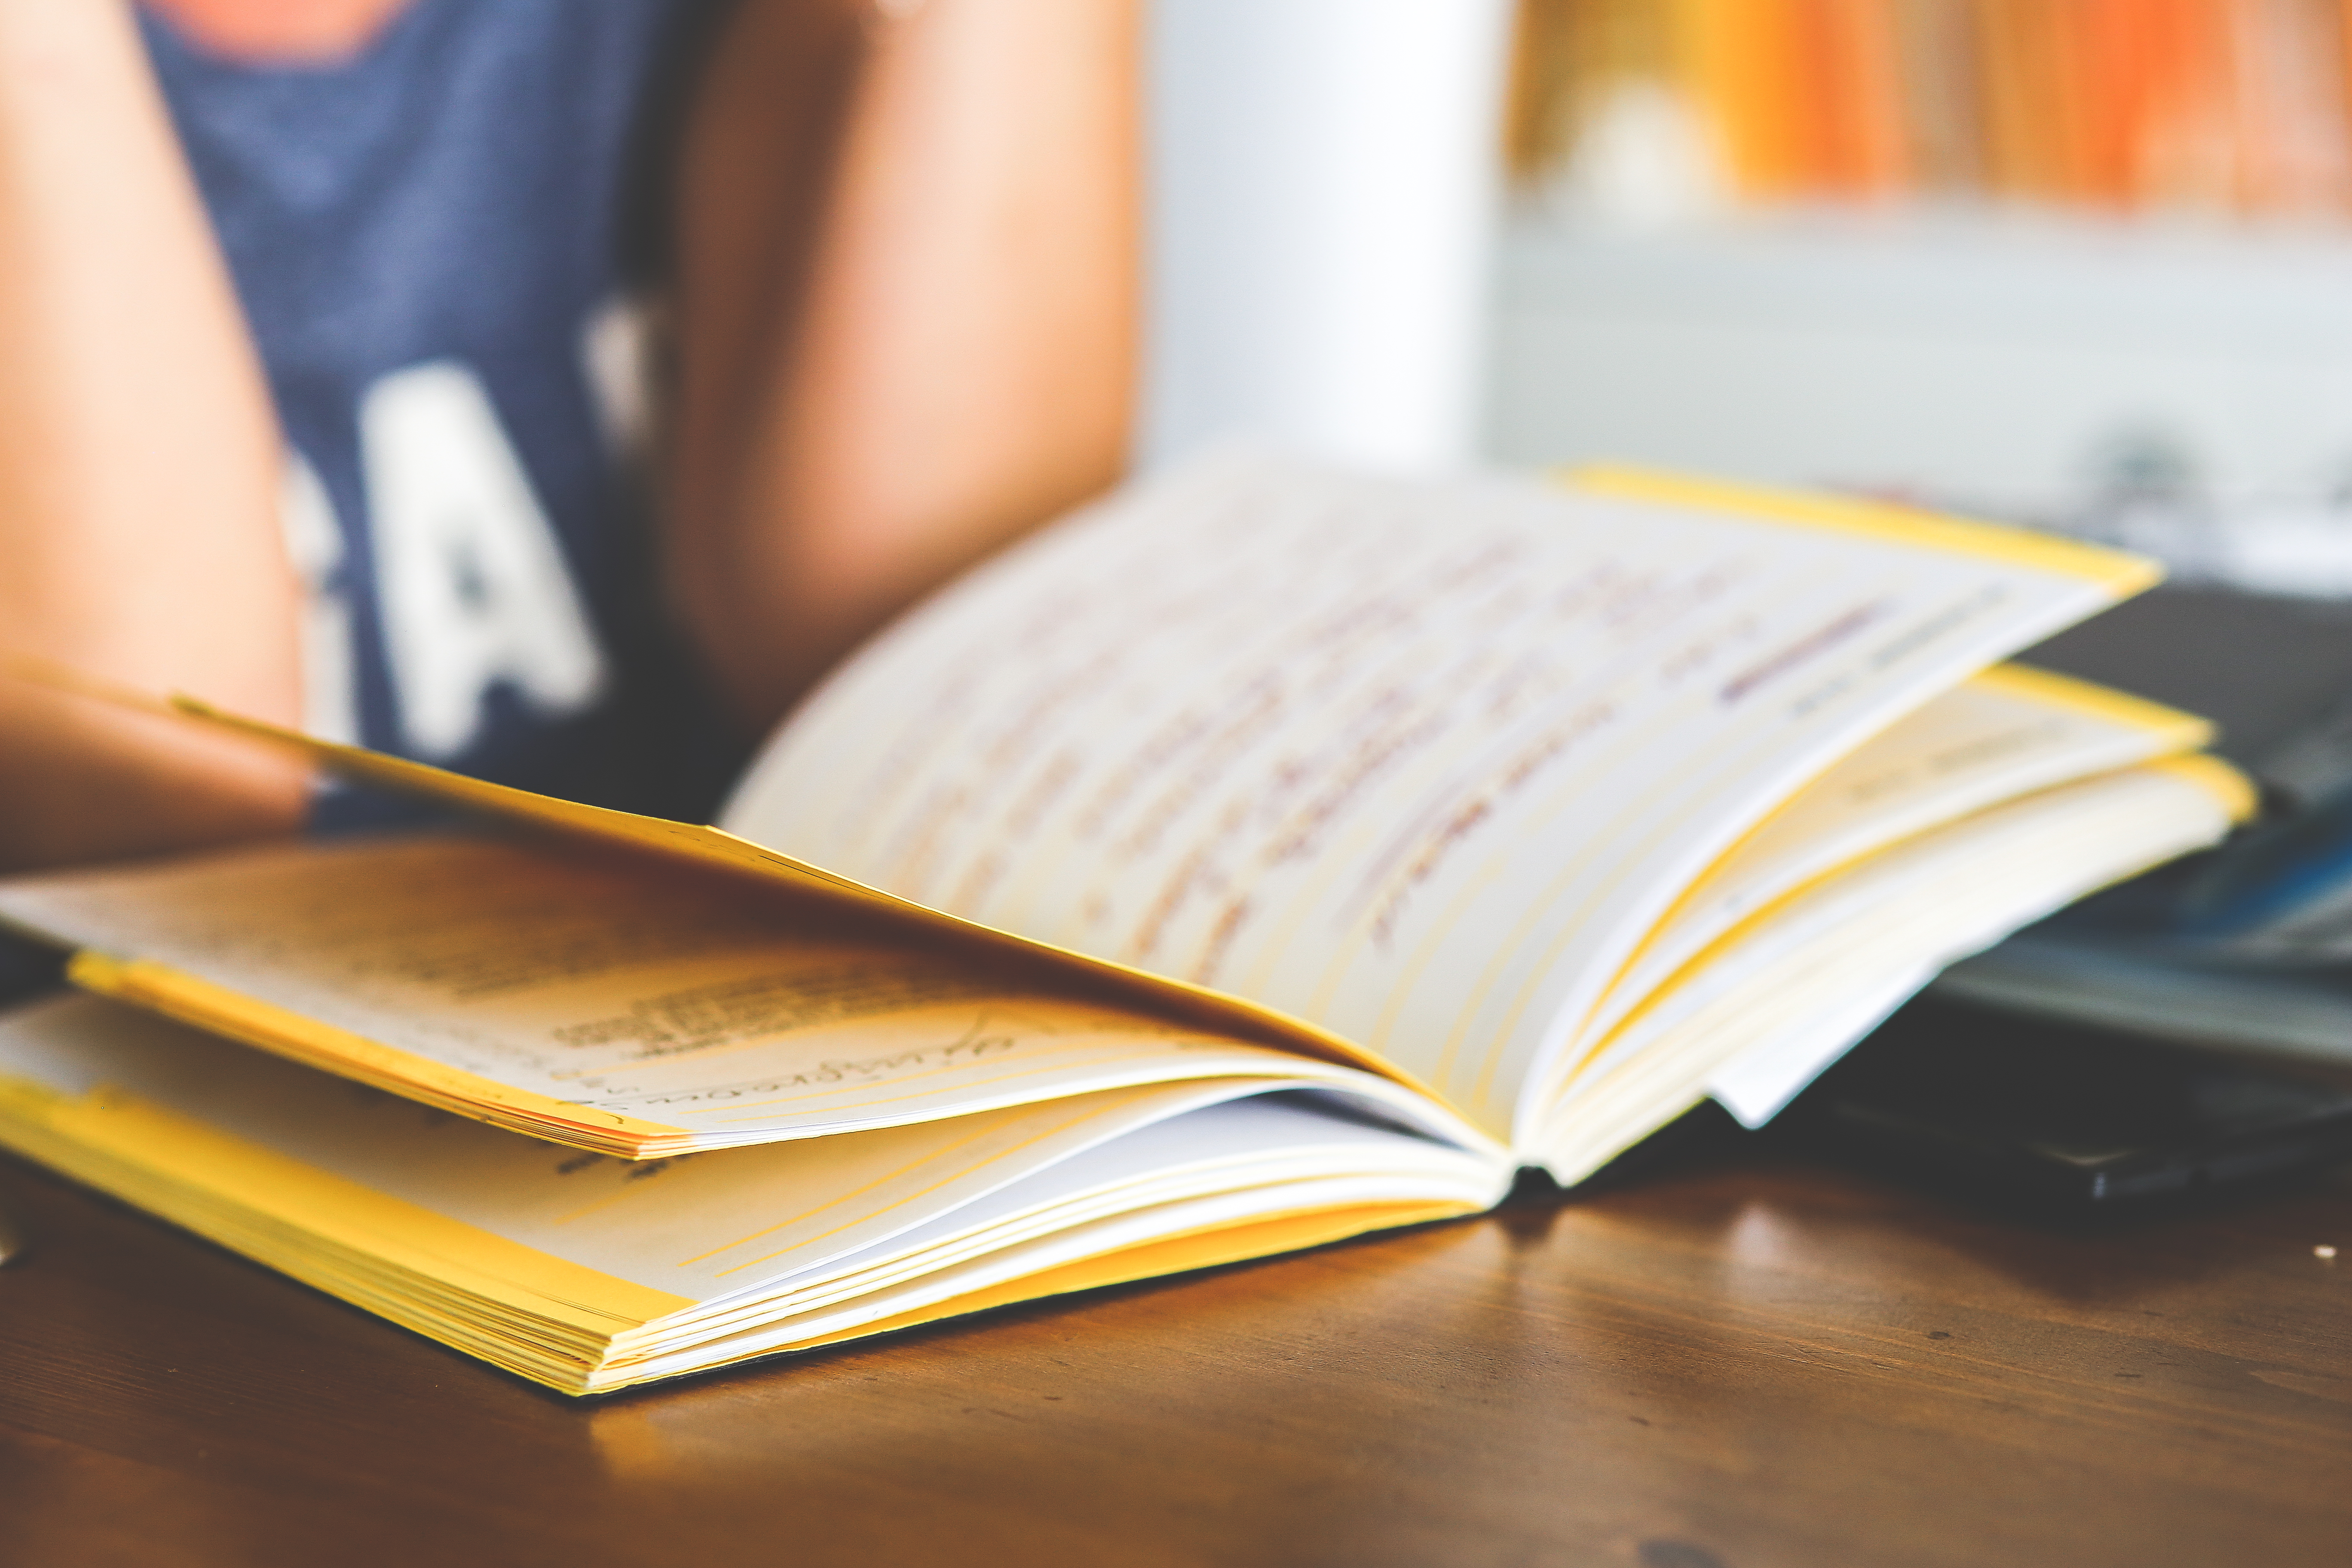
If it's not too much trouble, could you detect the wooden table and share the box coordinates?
[3,1126,2346,1568]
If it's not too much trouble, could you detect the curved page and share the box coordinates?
[0,835,1488,1158]
[0,995,1507,1394]
[725,452,2156,1140]
[1535,758,2248,1179]
[1574,664,2214,1058]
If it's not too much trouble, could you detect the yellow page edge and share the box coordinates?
[1537,755,2263,1178]
[0,1069,1470,1398]
[1967,662,2216,748]
[68,952,692,1155]
[597,1200,1477,1393]
[0,1073,690,1335]
[1568,466,2164,594]
[1546,751,2258,1110]
[1566,662,2219,1053]
[2146,750,2262,821]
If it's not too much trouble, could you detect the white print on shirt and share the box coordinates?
[361,361,608,760]
[278,451,360,747]
[581,294,655,463]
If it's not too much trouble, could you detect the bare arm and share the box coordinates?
[666,0,1142,729]
[0,0,306,872]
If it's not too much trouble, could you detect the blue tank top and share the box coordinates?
[140,0,738,831]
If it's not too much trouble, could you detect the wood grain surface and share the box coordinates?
[2,1132,2347,1568]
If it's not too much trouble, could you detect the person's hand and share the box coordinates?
[0,0,307,871]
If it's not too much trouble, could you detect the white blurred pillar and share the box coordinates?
[1141,0,1516,474]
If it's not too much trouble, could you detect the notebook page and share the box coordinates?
[0,995,1499,1343]
[0,834,1455,1153]
[724,452,2154,1141]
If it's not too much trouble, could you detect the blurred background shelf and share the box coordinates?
[1489,209,2352,520]
[1481,0,2352,596]
[1142,2,2352,599]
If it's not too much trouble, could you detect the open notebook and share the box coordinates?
[0,453,2251,1392]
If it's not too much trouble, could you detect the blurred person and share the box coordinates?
[0,0,1139,873]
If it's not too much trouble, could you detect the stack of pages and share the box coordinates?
[0,453,2251,1393]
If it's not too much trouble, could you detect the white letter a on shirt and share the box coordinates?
[362,361,607,759]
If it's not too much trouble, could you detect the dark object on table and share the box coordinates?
[0,935,65,1009]
[1791,996,2352,1219]
[2021,584,2352,767]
